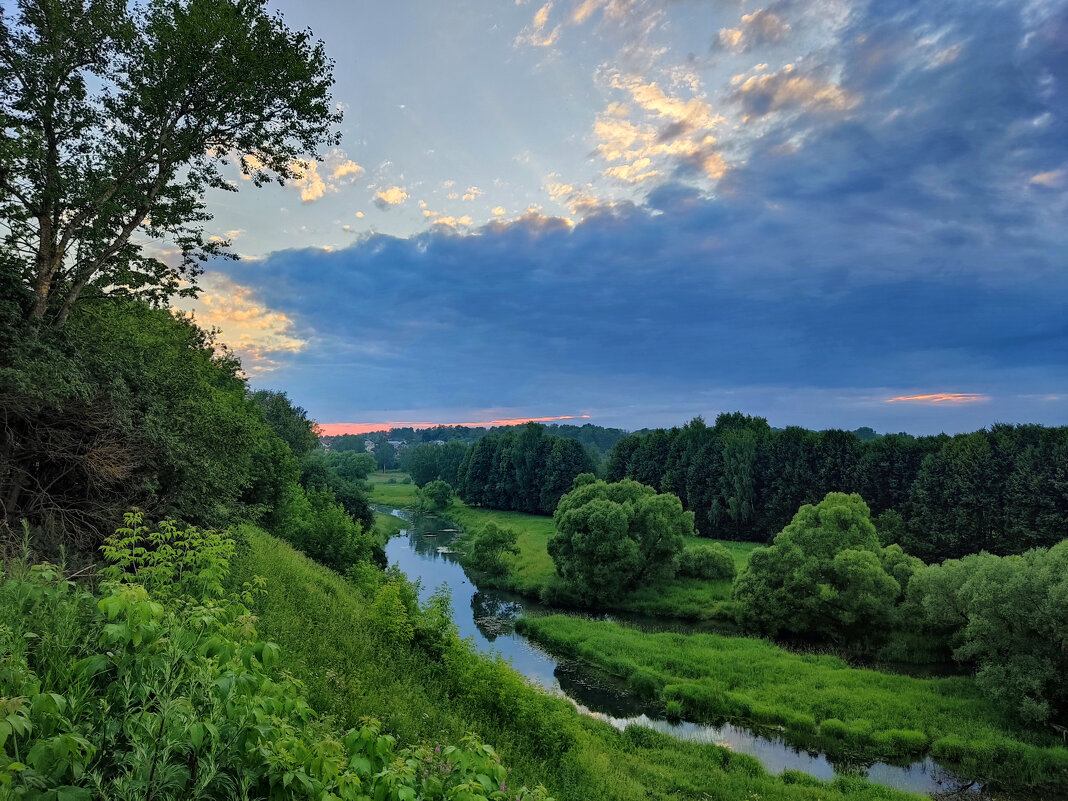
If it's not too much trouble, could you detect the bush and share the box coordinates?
[665,700,683,720]
[678,543,736,580]
[419,479,454,510]
[462,522,519,578]
[0,517,554,801]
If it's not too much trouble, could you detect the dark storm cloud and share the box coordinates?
[229,0,1068,431]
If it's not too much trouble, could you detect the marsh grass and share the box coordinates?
[517,615,1068,790]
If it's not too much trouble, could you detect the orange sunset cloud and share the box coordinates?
[884,393,990,405]
[319,414,592,436]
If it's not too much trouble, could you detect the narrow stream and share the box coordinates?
[379,505,985,798]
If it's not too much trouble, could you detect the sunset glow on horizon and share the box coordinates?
[318,414,593,436]
[885,393,991,405]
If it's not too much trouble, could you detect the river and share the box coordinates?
[379,505,986,798]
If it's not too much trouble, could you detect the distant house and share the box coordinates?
[387,440,407,449]
[432,440,446,446]
[364,439,375,452]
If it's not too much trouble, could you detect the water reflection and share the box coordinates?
[379,505,989,798]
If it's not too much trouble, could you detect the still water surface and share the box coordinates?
[379,505,985,798]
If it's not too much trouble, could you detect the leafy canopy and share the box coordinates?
[734,492,922,642]
[548,475,693,603]
[0,0,341,326]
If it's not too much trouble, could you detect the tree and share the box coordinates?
[908,541,1068,724]
[372,439,397,471]
[419,479,453,511]
[1,0,340,327]
[733,493,914,642]
[326,450,377,482]
[250,389,321,458]
[462,522,519,578]
[548,477,692,603]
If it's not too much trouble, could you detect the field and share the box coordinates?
[366,469,420,506]
[227,526,927,801]
[367,471,761,620]
[518,615,1068,790]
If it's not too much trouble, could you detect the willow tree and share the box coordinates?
[0,0,341,327]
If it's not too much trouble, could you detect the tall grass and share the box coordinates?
[227,526,927,801]
[517,615,1068,790]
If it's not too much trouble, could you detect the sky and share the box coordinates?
[178,0,1068,435]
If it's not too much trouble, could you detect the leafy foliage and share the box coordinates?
[0,0,341,327]
[907,540,1068,725]
[678,543,736,581]
[457,424,595,515]
[401,441,469,488]
[0,301,295,546]
[462,523,520,578]
[418,480,454,511]
[608,415,1068,559]
[250,390,322,459]
[0,517,553,800]
[733,493,920,642]
[548,477,693,603]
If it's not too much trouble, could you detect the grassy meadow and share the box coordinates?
[367,470,760,620]
[227,525,928,801]
[517,615,1068,790]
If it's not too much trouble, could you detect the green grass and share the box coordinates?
[517,615,1068,790]
[366,469,419,506]
[444,498,759,620]
[374,510,406,543]
[228,526,926,801]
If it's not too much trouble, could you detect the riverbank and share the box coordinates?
[366,471,759,621]
[229,524,928,801]
[517,615,1068,792]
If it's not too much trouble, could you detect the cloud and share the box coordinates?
[730,64,858,118]
[332,160,364,180]
[291,160,327,202]
[594,75,728,183]
[492,206,506,216]
[173,273,308,374]
[718,9,790,53]
[238,150,363,203]
[885,393,990,405]
[1030,169,1065,188]
[462,186,483,201]
[217,0,1068,432]
[374,186,409,208]
[515,1,561,47]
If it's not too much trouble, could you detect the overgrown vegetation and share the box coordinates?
[517,615,1068,791]
[0,515,551,799]
[229,527,928,801]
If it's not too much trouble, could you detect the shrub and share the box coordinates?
[628,669,662,700]
[678,543,736,580]
[462,522,519,578]
[0,518,554,801]
[733,493,908,643]
[419,479,454,510]
[665,700,683,720]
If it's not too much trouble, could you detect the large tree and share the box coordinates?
[0,0,340,327]
[548,476,693,603]
[734,493,921,643]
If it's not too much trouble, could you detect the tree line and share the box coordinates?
[456,424,596,515]
[606,414,1068,560]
